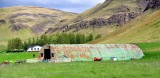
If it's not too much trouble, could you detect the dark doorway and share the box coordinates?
[44,49,51,60]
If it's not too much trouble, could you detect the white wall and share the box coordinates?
[27,46,42,52]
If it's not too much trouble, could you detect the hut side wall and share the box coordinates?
[39,44,144,61]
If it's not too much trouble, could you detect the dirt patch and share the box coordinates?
[0,20,6,26]
[10,23,28,31]
[9,13,57,32]
[31,21,55,33]
[107,5,130,13]
[0,61,10,66]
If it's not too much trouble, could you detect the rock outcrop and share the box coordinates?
[46,12,141,33]
[144,0,160,11]
[0,20,6,25]
[139,0,160,12]
[108,12,140,26]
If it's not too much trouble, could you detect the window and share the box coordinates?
[34,48,36,51]
[41,53,43,57]
[37,48,39,50]
[31,48,33,50]
[52,53,54,57]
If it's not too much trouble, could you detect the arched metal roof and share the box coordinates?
[40,44,144,61]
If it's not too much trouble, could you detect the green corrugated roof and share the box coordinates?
[44,44,144,61]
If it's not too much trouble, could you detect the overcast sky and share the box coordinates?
[0,0,105,13]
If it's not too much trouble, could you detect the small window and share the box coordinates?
[41,53,43,57]
[52,53,54,57]
[34,48,36,50]
[31,48,33,50]
[37,48,39,50]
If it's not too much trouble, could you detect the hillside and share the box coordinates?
[75,0,160,20]
[89,10,160,44]
[61,0,160,44]
[0,6,77,49]
[74,0,142,21]
[46,0,156,34]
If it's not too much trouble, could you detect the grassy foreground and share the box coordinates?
[0,43,160,78]
[0,59,160,78]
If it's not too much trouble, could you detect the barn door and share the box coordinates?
[44,49,51,60]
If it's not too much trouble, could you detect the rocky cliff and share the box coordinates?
[46,12,141,33]
[45,0,160,34]
[144,0,160,11]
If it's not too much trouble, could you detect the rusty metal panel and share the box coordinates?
[42,44,144,61]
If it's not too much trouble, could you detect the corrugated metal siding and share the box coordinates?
[40,44,144,61]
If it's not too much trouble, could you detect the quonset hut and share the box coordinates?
[39,44,144,61]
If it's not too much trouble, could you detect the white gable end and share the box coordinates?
[27,46,42,52]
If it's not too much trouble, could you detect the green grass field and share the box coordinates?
[0,59,160,78]
[0,52,39,62]
[0,43,160,78]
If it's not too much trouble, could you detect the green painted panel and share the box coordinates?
[90,48,101,58]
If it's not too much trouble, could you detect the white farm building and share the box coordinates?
[27,46,42,52]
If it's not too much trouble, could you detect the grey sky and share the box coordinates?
[0,0,105,13]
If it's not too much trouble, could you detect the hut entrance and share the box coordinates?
[44,49,51,60]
